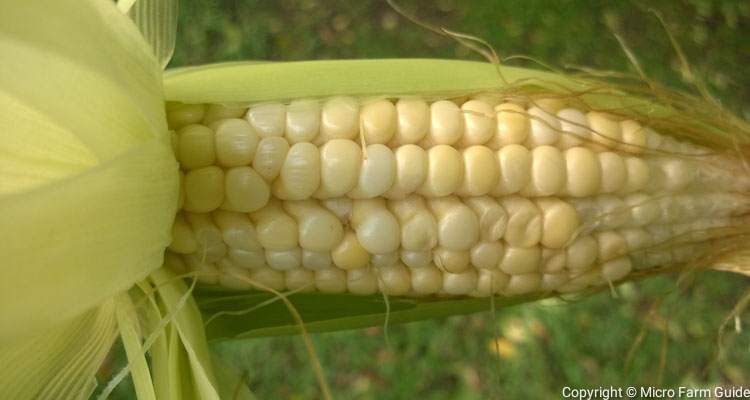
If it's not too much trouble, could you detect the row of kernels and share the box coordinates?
[181,121,652,205]
[572,192,750,233]
[175,192,584,269]
[168,101,712,158]
[172,201,575,275]
[173,250,638,297]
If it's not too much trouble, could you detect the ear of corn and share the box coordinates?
[162,61,750,338]
[4,0,750,396]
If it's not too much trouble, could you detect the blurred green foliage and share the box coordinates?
[162,1,750,398]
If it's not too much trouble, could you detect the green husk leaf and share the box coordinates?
[125,0,179,69]
[163,59,664,116]
[114,294,157,400]
[0,300,118,399]
[150,268,222,400]
[0,0,178,345]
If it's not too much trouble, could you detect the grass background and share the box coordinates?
[121,1,750,398]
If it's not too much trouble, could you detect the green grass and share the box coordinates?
[106,1,750,398]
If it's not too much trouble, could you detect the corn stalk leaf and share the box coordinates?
[197,291,543,341]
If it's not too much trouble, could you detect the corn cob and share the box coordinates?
[164,89,750,298]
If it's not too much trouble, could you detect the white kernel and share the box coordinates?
[500,246,541,275]
[594,195,628,230]
[556,108,588,149]
[459,100,495,146]
[493,144,531,195]
[212,210,262,251]
[540,273,569,292]
[619,120,646,154]
[378,263,411,295]
[429,196,480,251]
[428,100,463,145]
[384,144,427,199]
[265,248,302,271]
[321,197,353,221]
[595,231,628,262]
[212,118,259,167]
[285,99,320,143]
[252,137,289,181]
[249,200,298,250]
[316,139,361,198]
[470,242,504,270]
[587,112,622,149]
[285,269,315,292]
[505,273,541,295]
[315,268,347,293]
[371,252,399,268]
[625,194,659,227]
[401,250,433,269]
[284,200,344,252]
[219,263,253,290]
[347,268,378,295]
[167,103,205,129]
[600,257,632,282]
[658,158,696,191]
[465,196,507,242]
[524,145,565,196]
[598,152,626,193]
[331,231,369,270]
[433,248,470,273]
[273,142,320,200]
[202,104,246,126]
[389,196,438,251]
[619,228,652,251]
[418,145,463,197]
[564,146,601,197]
[392,98,429,145]
[411,266,443,295]
[457,146,499,196]
[541,249,566,273]
[184,166,224,213]
[185,257,219,285]
[491,103,528,147]
[536,198,580,249]
[302,250,333,270]
[499,195,542,247]
[249,267,285,291]
[319,97,359,143]
[349,144,396,199]
[623,157,650,192]
[223,167,270,212]
[474,269,510,296]
[442,269,478,295]
[170,214,198,254]
[246,103,286,138]
[228,248,265,269]
[178,124,215,170]
[526,106,561,146]
[351,199,401,254]
[566,235,598,271]
[361,100,397,144]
